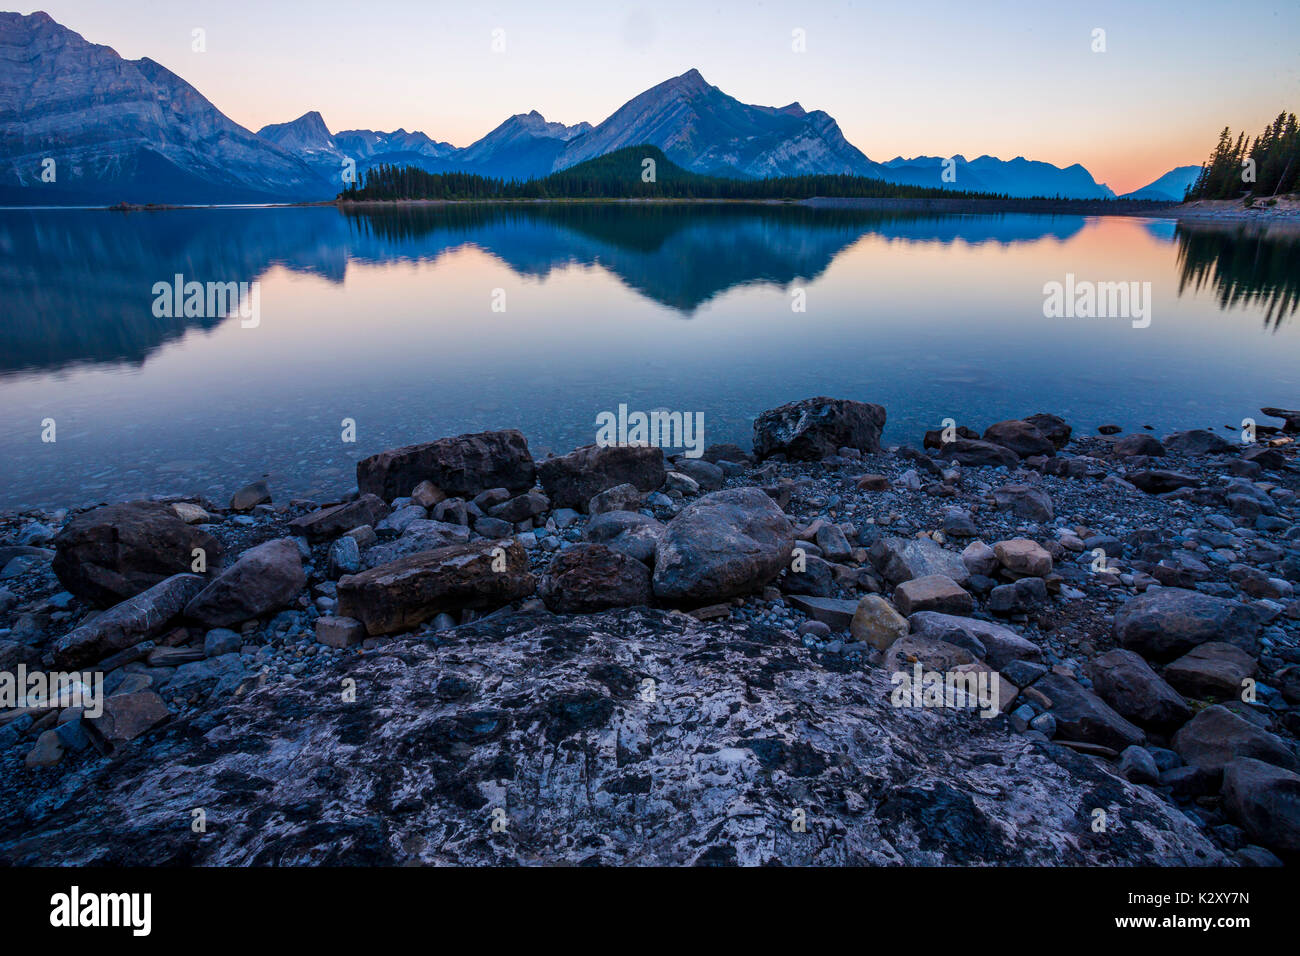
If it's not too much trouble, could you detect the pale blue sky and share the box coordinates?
[18,0,1300,193]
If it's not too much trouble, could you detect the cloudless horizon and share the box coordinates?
[14,0,1300,194]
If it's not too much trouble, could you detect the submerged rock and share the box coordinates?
[229,479,271,511]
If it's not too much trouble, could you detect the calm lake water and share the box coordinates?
[1,203,1297,511]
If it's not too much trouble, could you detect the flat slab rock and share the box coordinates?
[0,609,1222,866]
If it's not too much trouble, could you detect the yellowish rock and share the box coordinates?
[849,594,909,650]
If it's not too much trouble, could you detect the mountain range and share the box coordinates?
[1118,165,1202,201]
[0,11,1188,205]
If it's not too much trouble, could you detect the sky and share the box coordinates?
[18,0,1300,194]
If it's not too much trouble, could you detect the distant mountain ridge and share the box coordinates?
[879,154,1116,199]
[264,71,1119,198]
[1,11,1163,204]
[550,68,876,179]
[0,11,330,204]
[1120,165,1202,201]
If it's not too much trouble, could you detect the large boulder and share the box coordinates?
[1163,429,1234,456]
[908,612,1042,669]
[360,519,471,570]
[1032,673,1145,751]
[1221,758,1300,854]
[356,429,535,501]
[50,573,206,669]
[1085,649,1192,731]
[337,539,535,635]
[582,510,665,564]
[1260,406,1300,434]
[588,483,644,515]
[983,420,1055,459]
[1173,705,1298,773]
[993,538,1053,577]
[882,634,975,674]
[1112,434,1165,457]
[672,459,724,492]
[991,485,1054,523]
[89,691,169,746]
[652,488,794,605]
[892,575,973,616]
[288,494,389,542]
[537,444,666,513]
[489,489,550,524]
[870,537,970,586]
[752,396,886,460]
[850,595,910,650]
[184,538,306,627]
[1127,470,1200,495]
[935,439,1019,470]
[780,553,836,597]
[52,502,223,607]
[539,543,652,613]
[1163,642,1258,700]
[1113,587,1260,661]
[1023,413,1071,451]
[160,653,248,702]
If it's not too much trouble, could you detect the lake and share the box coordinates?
[0,202,1297,511]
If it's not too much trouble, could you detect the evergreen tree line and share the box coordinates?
[1188,112,1299,201]
[338,147,1016,202]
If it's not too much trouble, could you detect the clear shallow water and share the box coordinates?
[0,203,1297,511]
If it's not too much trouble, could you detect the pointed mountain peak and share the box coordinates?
[508,110,552,128]
[257,110,336,150]
[665,68,710,94]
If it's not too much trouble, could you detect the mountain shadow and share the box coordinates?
[1,204,1111,374]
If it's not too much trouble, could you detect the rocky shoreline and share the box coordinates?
[2,397,1299,866]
